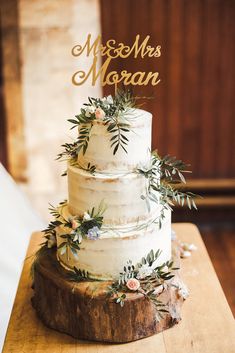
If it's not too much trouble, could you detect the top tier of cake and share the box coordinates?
[77,108,152,173]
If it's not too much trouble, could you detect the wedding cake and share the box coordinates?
[33,91,196,342]
[56,103,171,280]
[41,91,196,282]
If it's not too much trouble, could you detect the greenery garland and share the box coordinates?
[106,249,178,319]
[41,200,106,261]
[66,90,136,156]
[65,248,178,319]
[137,151,198,227]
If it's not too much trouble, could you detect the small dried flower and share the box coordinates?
[126,278,140,291]
[83,212,91,221]
[101,95,113,106]
[85,106,95,117]
[95,107,105,119]
[71,219,79,230]
[87,226,100,240]
[137,264,152,279]
[106,95,113,104]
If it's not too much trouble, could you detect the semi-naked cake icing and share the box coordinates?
[56,209,171,280]
[33,92,195,343]
[54,102,172,280]
[77,108,152,172]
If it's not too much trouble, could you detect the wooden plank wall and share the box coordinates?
[100,0,235,180]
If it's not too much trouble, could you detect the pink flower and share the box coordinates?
[126,278,140,291]
[71,219,79,230]
[95,107,105,119]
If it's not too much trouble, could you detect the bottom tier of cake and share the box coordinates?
[56,206,172,280]
[32,241,187,343]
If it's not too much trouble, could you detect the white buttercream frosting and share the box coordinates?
[67,164,160,227]
[56,206,172,280]
[55,105,172,280]
[77,108,152,173]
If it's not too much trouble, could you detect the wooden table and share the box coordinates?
[3,223,235,353]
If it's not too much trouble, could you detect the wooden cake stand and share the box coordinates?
[32,245,186,343]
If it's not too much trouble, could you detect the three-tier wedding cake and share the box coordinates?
[32,91,195,342]
[56,103,171,280]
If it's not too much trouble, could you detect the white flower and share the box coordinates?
[85,106,95,117]
[73,233,82,243]
[83,212,91,221]
[137,264,153,279]
[101,95,113,105]
[106,95,113,104]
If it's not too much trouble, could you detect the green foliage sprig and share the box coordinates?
[57,232,82,260]
[157,152,191,184]
[39,200,67,248]
[83,162,96,174]
[107,249,178,317]
[42,220,62,242]
[68,267,92,282]
[67,90,137,156]
[56,140,80,162]
[77,124,93,155]
[137,151,198,227]
[30,244,50,280]
[37,200,106,262]
[56,140,96,176]
[116,249,172,285]
[56,200,106,261]
[68,267,103,282]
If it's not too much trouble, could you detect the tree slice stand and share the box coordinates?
[31,245,187,343]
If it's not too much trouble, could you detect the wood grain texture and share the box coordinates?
[100,0,235,179]
[201,224,235,316]
[3,224,235,352]
[31,248,184,343]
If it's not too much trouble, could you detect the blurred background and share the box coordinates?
[0,0,234,331]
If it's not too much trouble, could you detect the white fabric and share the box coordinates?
[0,164,45,351]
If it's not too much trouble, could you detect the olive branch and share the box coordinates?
[107,249,178,319]
[65,90,137,156]
[137,151,198,227]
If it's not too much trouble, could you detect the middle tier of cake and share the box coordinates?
[56,205,172,280]
[68,164,160,228]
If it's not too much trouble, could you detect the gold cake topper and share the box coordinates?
[72,34,161,91]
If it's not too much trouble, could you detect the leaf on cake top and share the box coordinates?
[67,89,137,156]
